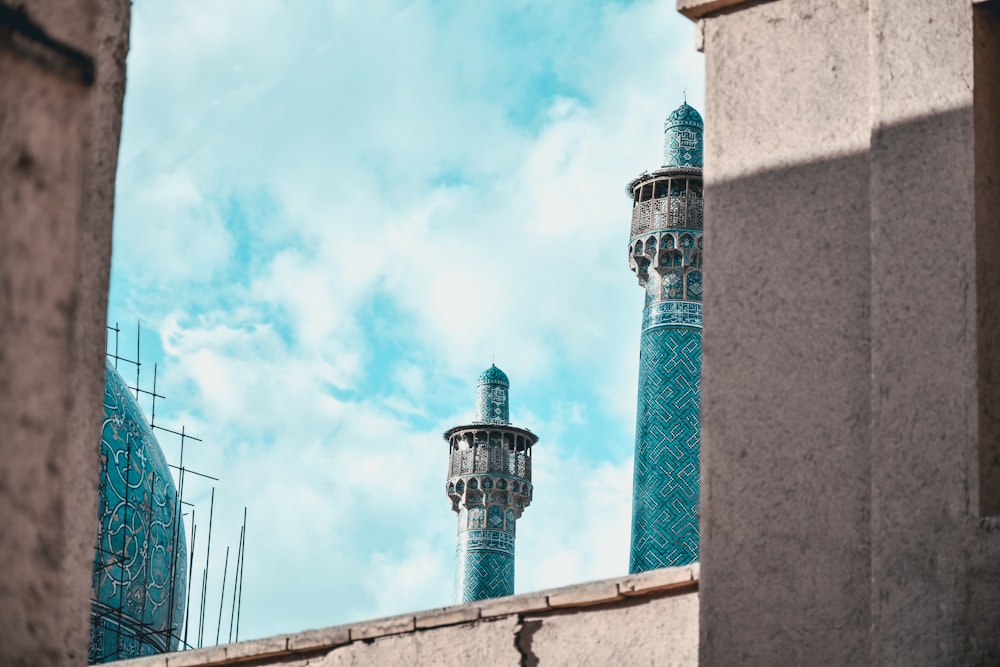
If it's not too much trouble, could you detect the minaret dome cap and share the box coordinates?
[477,364,510,387]
[662,101,703,169]
[664,102,703,131]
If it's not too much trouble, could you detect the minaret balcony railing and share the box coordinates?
[446,435,532,479]
[631,196,704,237]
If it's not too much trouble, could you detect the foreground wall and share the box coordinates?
[0,2,129,665]
[103,568,698,667]
[678,0,1000,664]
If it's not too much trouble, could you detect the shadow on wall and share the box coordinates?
[700,97,1000,667]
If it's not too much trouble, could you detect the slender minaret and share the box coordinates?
[625,102,704,572]
[444,365,537,602]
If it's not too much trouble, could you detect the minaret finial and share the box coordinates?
[683,88,687,104]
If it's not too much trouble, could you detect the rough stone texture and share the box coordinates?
[0,1,128,666]
[479,593,549,618]
[548,581,620,609]
[222,636,288,662]
[286,627,350,653]
[527,594,698,667]
[618,563,698,596]
[165,647,228,667]
[347,613,414,640]
[698,1,873,664]
[868,1,1000,664]
[317,617,520,667]
[974,0,1000,521]
[100,568,698,667]
[478,591,550,617]
[413,604,480,629]
[694,0,1000,664]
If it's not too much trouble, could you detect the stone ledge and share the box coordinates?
[479,591,550,618]
[349,613,416,641]
[548,580,622,608]
[222,636,288,662]
[166,647,227,666]
[106,565,698,667]
[677,0,776,21]
[414,605,480,629]
[619,562,699,596]
[285,626,350,652]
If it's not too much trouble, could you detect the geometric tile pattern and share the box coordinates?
[445,366,536,603]
[454,550,515,603]
[629,326,701,572]
[626,102,704,574]
[475,364,510,424]
[642,301,702,331]
[662,102,703,169]
[90,362,186,663]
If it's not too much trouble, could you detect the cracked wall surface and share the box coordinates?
[102,567,698,667]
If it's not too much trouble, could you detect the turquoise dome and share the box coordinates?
[664,102,703,131]
[477,364,509,387]
[662,102,704,169]
[90,361,186,663]
[476,365,510,424]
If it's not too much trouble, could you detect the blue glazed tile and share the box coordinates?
[446,367,535,603]
[90,362,187,663]
[629,327,701,571]
[662,103,703,169]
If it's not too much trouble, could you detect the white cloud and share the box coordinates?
[108,0,704,644]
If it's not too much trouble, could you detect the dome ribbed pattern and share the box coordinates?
[662,102,704,169]
[477,364,510,387]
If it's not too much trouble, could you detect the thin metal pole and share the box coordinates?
[228,519,244,643]
[215,546,229,645]
[197,567,207,648]
[134,320,141,400]
[151,363,158,427]
[199,487,215,648]
[165,433,186,648]
[114,430,134,659]
[183,516,196,649]
[139,470,155,642]
[235,508,246,642]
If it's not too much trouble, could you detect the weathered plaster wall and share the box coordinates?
[868,2,1000,663]
[697,1,872,664]
[0,2,128,665]
[102,568,699,667]
[681,0,1000,664]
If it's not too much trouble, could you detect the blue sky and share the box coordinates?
[108,0,704,644]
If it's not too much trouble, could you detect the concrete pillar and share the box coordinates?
[679,0,1000,663]
[0,1,129,665]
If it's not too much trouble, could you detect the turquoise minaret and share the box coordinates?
[625,102,703,572]
[444,365,537,602]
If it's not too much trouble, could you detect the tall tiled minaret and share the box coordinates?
[625,102,704,571]
[444,365,537,602]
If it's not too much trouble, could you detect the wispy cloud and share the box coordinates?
[108,0,703,641]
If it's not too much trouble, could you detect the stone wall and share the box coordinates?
[0,2,129,665]
[102,568,698,667]
[679,0,1000,664]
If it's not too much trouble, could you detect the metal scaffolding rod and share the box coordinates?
[228,512,245,644]
[215,546,229,645]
